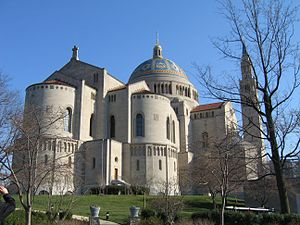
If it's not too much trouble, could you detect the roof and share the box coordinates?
[191,102,224,113]
[129,57,187,83]
[26,79,75,90]
[107,85,127,92]
[128,44,189,84]
[43,79,71,86]
[132,89,153,95]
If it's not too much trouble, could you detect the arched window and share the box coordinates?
[154,84,157,93]
[64,108,72,132]
[92,157,96,169]
[89,113,94,137]
[110,115,115,138]
[202,132,208,148]
[172,120,176,143]
[165,84,168,93]
[159,160,162,170]
[174,162,176,171]
[52,141,56,152]
[136,114,144,137]
[58,141,61,152]
[136,160,140,171]
[44,155,48,165]
[169,84,172,94]
[68,156,72,167]
[161,84,164,93]
[166,117,170,140]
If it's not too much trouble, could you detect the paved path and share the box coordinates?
[72,215,120,225]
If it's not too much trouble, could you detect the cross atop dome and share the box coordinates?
[156,32,160,45]
[153,33,163,59]
[71,45,79,61]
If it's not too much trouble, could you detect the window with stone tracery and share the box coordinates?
[64,107,72,132]
[202,132,208,148]
[136,113,144,137]
[166,117,170,140]
[110,115,115,138]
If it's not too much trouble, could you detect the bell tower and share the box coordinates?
[239,44,266,176]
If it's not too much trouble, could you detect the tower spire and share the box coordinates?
[153,33,163,58]
[241,42,252,79]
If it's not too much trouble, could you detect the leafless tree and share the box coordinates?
[196,0,300,213]
[1,103,75,225]
[151,179,183,225]
[191,134,251,225]
[246,176,278,208]
[0,74,21,180]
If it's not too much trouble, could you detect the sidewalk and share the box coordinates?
[72,215,120,225]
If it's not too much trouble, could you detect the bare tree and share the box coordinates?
[151,179,183,225]
[246,176,277,208]
[1,104,75,225]
[0,74,21,179]
[196,0,300,213]
[192,134,251,225]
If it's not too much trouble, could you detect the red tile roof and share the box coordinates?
[107,85,127,92]
[132,89,153,94]
[191,102,224,113]
[43,79,72,86]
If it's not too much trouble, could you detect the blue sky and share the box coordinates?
[0,1,230,100]
[0,0,299,106]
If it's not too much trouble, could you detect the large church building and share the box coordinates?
[19,42,264,195]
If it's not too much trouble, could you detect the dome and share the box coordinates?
[128,44,189,84]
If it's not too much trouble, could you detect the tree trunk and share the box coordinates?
[272,153,290,213]
[221,195,226,225]
[211,193,216,210]
[25,206,32,225]
[264,94,290,213]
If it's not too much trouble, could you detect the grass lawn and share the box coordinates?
[13,194,244,224]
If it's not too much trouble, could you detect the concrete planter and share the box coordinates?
[130,206,140,218]
[90,206,100,217]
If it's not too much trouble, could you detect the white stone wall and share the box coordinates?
[81,139,122,192]
[129,143,179,195]
[190,102,237,152]
[131,93,179,145]
[78,83,96,141]
[33,137,78,195]
[25,83,75,138]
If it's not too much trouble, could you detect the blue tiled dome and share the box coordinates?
[128,44,188,83]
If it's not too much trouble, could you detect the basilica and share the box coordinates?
[19,42,264,195]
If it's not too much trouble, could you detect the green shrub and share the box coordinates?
[104,185,125,195]
[192,211,300,225]
[191,210,219,223]
[130,186,150,195]
[261,213,284,225]
[141,208,156,219]
[59,211,73,220]
[139,216,164,225]
[6,210,53,225]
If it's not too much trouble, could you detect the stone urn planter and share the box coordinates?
[90,205,100,217]
[130,206,140,218]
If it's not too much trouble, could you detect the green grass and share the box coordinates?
[13,194,244,224]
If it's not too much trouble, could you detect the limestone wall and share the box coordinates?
[131,93,179,145]
[25,83,75,138]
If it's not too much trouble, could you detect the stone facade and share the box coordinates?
[14,43,264,195]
